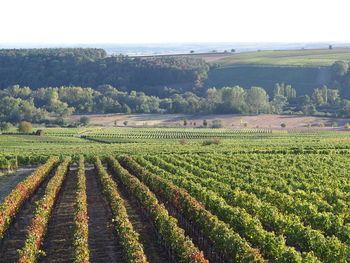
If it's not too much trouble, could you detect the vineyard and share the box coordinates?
[0,128,350,262]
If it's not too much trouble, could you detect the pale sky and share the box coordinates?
[1,0,349,44]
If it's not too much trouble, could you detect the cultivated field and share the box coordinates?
[208,48,350,67]
[1,129,350,262]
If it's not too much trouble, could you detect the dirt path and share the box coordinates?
[114,176,170,263]
[85,167,123,263]
[0,166,37,203]
[38,165,77,263]
[0,167,55,263]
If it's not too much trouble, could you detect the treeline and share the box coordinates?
[0,48,209,96]
[1,83,350,125]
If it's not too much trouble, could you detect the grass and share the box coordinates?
[210,48,350,67]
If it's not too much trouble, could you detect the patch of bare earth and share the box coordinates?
[67,114,350,131]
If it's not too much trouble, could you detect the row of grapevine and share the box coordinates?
[93,157,148,263]
[156,155,350,262]
[0,157,58,240]
[106,156,209,263]
[196,153,350,217]
[73,156,89,263]
[18,157,71,263]
[139,156,319,263]
[179,154,350,241]
[0,157,17,169]
[117,156,265,263]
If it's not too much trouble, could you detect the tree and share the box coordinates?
[18,121,33,133]
[0,122,13,132]
[271,95,287,114]
[331,61,349,78]
[183,119,187,126]
[274,83,296,99]
[80,116,90,126]
[312,87,327,105]
[302,104,316,115]
[246,87,269,114]
[328,89,340,104]
[280,123,286,128]
[123,121,128,126]
[203,119,208,128]
[218,86,247,113]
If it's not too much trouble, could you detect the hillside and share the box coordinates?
[208,48,350,66]
[202,48,350,95]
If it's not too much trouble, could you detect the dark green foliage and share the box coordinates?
[0,49,208,95]
[0,122,13,132]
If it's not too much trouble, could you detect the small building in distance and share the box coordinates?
[36,129,45,136]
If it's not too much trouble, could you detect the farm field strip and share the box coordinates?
[151,155,350,261]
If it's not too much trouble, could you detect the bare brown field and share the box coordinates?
[67,113,350,130]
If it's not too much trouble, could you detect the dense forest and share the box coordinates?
[0,48,208,96]
[0,48,350,125]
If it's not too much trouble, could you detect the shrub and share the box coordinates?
[18,121,33,133]
[202,138,222,146]
[280,123,286,128]
[0,122,13,132]
[203,119,208,127]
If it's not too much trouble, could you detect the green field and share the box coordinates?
[205,48,350,94]
[211,48,350,67]
[1,128,350,262]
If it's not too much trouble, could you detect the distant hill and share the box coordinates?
[202,48,350,96]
